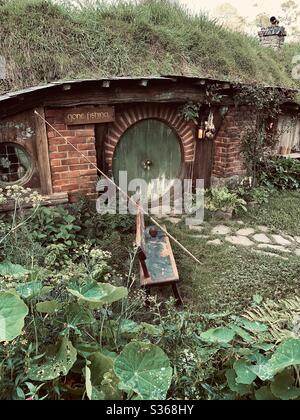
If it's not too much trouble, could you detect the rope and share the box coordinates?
[34,110,202,265]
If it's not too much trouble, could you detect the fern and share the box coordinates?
[244,296,300,343]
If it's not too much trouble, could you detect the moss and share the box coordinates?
[0,0,299,92]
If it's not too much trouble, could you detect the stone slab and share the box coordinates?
[252,233,271,243]
[236,228,255,236]
[212,225,231,235]
[225,235,254,247]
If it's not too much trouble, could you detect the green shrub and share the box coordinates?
[205,187,247,213]
[257,156,300,190]
[30,206,81,248]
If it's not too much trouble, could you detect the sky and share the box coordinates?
[178,0,288,20]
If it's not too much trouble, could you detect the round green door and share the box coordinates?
[112,119,182,197]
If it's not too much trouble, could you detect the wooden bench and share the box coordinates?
[136,208,183,306]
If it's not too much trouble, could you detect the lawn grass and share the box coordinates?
[242,190,300,236]
[0,0,299,93]
[163,190,300,313]
[169,227,300,314]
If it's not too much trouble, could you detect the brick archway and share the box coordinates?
[105,104,195,171]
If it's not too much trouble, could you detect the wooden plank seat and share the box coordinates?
[136,208,183,306]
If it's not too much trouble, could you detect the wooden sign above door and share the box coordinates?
[64,106,115,125]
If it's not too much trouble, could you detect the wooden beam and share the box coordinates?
[0,85,236,119]
[34,106,53,195]
[43,87,207,107]
[0,192,69,213]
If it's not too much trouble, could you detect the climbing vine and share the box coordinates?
[236,85,296,186]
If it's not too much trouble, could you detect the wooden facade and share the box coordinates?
[0,76,299,204]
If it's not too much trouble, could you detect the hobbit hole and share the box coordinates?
[0,77,298,207]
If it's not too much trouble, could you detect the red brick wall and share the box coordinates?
[45,109,98,199]
[212,106,255,179]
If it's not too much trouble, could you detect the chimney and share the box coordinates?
[258,16,287,49]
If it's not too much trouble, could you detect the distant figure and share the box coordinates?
[270,16,279,26]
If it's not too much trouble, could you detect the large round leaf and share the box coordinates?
[16,281,43,299]
[114,342,172,400]
[0,262,29,277]
[28,337,77,381]
[270,371,300,400]
[225,369,251,397]
[0,291,28,342]
[68,282,128,305]
[266,339,300,375]
[255,386,278,400]
[200,327,236,344]
[233,359,257,385]
[36,300,63,314]
[85,352,121,400]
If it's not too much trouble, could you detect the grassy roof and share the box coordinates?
[0,0,299,93]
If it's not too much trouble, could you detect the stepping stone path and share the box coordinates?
[252,233,271,243]
[236,228,255,236]
[257,244,291,253]
[212,225,231,235]
[271,235,292,247]
[188,222,300,259]
[207,239,222,246]
[225,235,254,247]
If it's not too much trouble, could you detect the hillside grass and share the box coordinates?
[0,0,299,93]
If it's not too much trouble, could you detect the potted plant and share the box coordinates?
[205,187,247,220]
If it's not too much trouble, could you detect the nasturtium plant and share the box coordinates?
[225,369,251,396]
[0,291,29,342]
[36,300,63,314]
[15,281,43,299]
[237,318,268,333]
[66,302,95,326]
[114,341,173,400]
[266,339,300,376]
[233,359,257,385]
[117,320,163,338]
[28,337,77,381]
[255,386,278,400]
[200,327,236,344]
[270,371,300,400]
[249,356,273,381]
[85,352,121,400]
[68,282,128,305]
[0,262,29,277]
[230,325,253,343]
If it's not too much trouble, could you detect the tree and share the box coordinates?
[214,3,247,32]
[254,13,270,28]
[279,0,300,39]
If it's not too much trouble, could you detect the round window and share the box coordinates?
[0,143,32,185]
